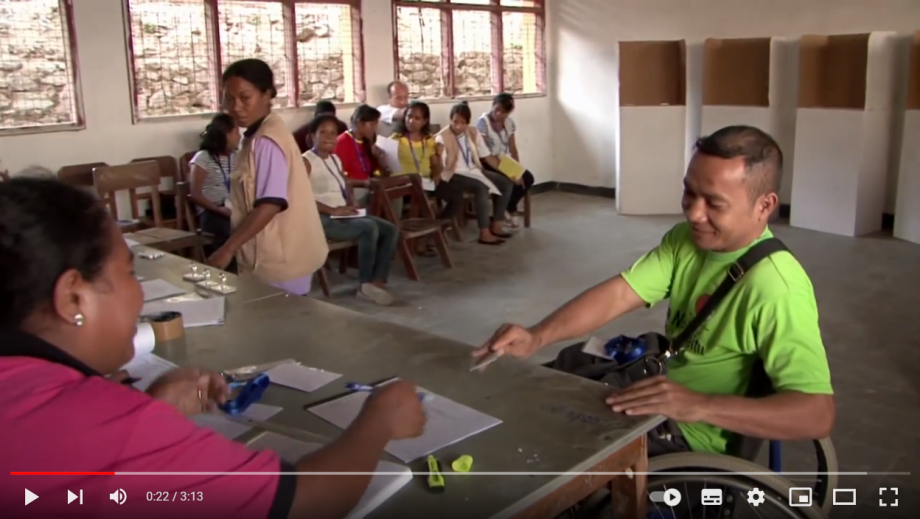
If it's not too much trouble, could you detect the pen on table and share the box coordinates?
[345,382,432,403]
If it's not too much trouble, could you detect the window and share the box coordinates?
[125,0,364,120]
[0,0,83,133]
[393,0,544,98]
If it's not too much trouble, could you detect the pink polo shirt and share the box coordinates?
[0,354,294,519]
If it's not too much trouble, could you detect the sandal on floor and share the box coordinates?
[478,239,505,246]
[492,231,513,239]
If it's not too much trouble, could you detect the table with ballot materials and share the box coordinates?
[131,248,661,519]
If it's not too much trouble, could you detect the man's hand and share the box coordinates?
[606,376,709,422]
[472,323,541,362]
[207,245,235,270]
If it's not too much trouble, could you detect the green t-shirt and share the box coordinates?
[621,222,833,453]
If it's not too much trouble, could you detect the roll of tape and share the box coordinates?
[142,311,184,342]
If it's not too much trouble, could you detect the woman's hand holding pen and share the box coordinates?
[146,368,231,417]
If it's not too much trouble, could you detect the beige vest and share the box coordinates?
[436,126,484,183]
[229,112,328,284]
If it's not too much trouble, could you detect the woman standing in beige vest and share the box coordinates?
[206,59,328,295]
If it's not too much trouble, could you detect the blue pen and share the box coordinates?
[346,382,431,403]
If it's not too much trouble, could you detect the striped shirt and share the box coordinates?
[189,150,235,207]
[475,113,517,156]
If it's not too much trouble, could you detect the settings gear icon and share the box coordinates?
[746,488,766,507]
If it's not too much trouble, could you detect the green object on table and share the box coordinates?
[451,454,473,473]
[426,455,446,493]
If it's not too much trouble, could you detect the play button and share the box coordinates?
[25,489,38,506]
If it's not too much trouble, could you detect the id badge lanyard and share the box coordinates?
[458,134,472,168]
[408,138,426,174]
[315,148,348,200]
[350,132,371,177]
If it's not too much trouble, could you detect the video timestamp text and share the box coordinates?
[146,491,204,502]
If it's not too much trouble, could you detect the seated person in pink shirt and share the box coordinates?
[0,177,426,518]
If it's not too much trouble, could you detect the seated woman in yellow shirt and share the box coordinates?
[389,101,464,223]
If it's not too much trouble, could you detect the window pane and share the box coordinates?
[294,3,359,104]
[450,0,491,4]
[0,0,80,130]
[502,11,541,94]
[218,1,291,107]
[452,9,493,97]
[500,1,539,6]
[127,0,217,118]
[395,7,445,98]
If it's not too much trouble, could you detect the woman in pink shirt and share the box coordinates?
[0,178,426,518]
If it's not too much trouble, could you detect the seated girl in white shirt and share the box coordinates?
[303,114,399,306]
[435,102,514,245]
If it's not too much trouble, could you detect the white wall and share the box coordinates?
[548,0,920,211]
[0,0,551,182]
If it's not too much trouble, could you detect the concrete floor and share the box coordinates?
[320,191,919,517]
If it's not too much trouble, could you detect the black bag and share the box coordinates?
[545,238,789,388]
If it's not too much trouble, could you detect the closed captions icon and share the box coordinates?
[109,489,127,505]
[701,488,723,505]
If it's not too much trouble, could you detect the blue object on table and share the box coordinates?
[345,382,430,403]
[603,335,648,364]
[219,373,270,415]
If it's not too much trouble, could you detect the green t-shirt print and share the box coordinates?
[620,223,834,454]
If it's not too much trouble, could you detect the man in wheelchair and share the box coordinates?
[474,125,835,458]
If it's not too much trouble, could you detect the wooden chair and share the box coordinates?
[370,174,452,281]
[174,181,212,261]
[58,162,108,187]
[131,156,180,228]
[93,161,162,231]
[0,171,9,182]
[178,150,197,183]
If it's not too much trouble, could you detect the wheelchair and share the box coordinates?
[574,362,839,519]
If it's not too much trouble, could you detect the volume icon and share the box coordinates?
[68,489,83,505]
[109,488,127,505]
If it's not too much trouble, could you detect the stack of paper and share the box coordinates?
[192,404,284,440]
[264,363,342,393]
[141,296,226,328]
[247,432,413,519]
[309,382,502,462]
[140,279,186,302]
[331,208,367,219]
[120,353,177,391]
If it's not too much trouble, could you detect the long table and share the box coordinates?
[134,249,661,518]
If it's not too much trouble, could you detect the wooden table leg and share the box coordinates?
[610,434,648,518]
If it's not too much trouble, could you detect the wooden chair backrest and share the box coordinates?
[58,162,108,187]
[93,162,163,227]
[174,181,199,233]
[371,174,436,224]
[0,171,9,182]
[178,151,197,183]
[131,156,178,187]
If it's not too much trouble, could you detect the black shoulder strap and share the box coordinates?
[670,238,789,353]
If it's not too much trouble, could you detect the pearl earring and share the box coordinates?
[74,313,85,327]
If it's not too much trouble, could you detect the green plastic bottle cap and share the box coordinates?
[451,454,473,473]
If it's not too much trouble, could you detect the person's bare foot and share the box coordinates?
[490,223,512,238]
[478,230,504,245]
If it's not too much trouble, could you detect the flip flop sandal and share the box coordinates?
[478,239,505,246]
[492,231,513,238]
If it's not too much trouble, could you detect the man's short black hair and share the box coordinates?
[694,125,783,198]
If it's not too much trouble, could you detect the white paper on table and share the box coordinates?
[421,178,436,192]
[120,353,177,391]
[247,432,412,519]
[264,363,342,393]
[375,137,402,175]
[581,336,612,360]
[141,279,187,302]
[309,381,502,463]
[331,208,367,219]
[142,297,226,328]
[125,238,141,248]
[191,404,283,440]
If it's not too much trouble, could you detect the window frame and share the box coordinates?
[123,0,365,123]
[0,0,86,136]
[391,0,546,100]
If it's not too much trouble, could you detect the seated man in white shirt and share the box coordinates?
[377,81,410,136]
